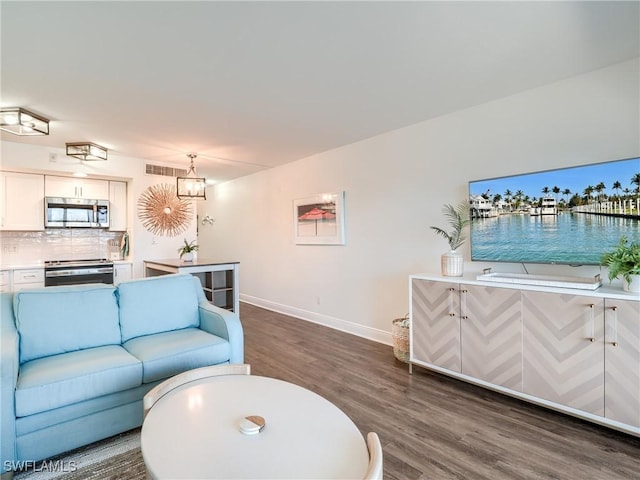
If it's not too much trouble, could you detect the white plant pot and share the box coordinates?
[622,275,640,293]
[441,250,464,277]
[182,252,194,262]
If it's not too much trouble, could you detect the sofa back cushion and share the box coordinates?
[118,274,200,342]
[14,284,121,364]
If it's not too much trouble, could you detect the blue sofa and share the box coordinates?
[0,274,244,477]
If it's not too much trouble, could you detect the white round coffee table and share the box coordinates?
[141,374,369,479]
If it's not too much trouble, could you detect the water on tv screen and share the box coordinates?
[468,157,640,265]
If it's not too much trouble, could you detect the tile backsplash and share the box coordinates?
[0,230,125,265]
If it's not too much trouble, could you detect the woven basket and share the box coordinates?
[392,315,410,363]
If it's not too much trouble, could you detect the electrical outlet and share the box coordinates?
[3,245,18,254]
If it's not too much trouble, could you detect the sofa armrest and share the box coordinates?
[198,302,244,364]
[0,293,18,474]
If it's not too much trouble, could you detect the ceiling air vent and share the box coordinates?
[145,164,188,178]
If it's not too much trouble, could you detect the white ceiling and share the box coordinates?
[2,1,639,182]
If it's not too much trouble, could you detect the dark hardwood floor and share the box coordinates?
[240,302,640,480]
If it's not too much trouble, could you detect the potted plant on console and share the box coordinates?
[600,236,640,293]
[179,239,199,262]
[430,202,470,277]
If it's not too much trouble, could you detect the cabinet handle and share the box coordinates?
[448,287,456,317]
[447,287,456,318]
[586,303,596,342]
[460,288,467,319]
[608,306,618,347]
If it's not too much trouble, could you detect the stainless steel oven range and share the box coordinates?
[44,259,114,287]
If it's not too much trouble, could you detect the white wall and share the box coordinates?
[0,143,198,278]
[198,58,640,344]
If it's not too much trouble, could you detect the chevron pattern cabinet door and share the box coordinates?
[411,279,460,372]
[461,285,522,391]
[604,298,640,428]
[522,291,604,416]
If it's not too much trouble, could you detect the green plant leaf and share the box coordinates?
[430,201,470,250]
[600,236,640,283]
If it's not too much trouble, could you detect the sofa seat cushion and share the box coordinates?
[118,274,201,342]
[14,284,121,364]
[15,345,142,417]
[123,328,230,383]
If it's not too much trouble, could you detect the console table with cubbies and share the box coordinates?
[143,259,239,313]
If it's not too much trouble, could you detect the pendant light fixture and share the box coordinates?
[0,107,50,136]
[66,142,108,161]
[176,153,206,199]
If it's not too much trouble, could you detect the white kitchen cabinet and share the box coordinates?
[12,268,44,291]
[0,270,10,292]
[113,262,132,285]
[0,171,45,231]
[109,181,128,231]
[45,175,109,200]
[410,273,640,437]
[522,291,605,416]
[411,279,522,390]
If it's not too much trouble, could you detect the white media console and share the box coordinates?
[409,273,640,437]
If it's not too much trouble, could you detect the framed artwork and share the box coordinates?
[293,191,345,245]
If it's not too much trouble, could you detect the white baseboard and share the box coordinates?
[239,294,393,346]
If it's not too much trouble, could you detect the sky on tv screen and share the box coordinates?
[469,157,639,199]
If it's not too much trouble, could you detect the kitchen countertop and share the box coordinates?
[144,259,239,268]
[0,262,45,270]
[0,260,132,270]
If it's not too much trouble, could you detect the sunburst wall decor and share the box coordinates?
[137,183,193,237]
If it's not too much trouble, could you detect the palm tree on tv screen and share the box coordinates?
[595,182,606,203]
[632,173,640,194]
[584,185,595,204]
[612,180,622,199]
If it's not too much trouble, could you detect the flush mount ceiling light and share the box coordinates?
[177,153,206,200]
[0,107,50,136]
[66,142,108,161]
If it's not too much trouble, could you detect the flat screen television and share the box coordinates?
[468,156,640,265]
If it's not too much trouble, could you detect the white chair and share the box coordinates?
[143,363,251,418]
[363,432,383,480]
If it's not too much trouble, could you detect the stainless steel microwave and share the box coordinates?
[45,197,109,228]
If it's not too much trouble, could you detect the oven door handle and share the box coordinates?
[45,267,114,277]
